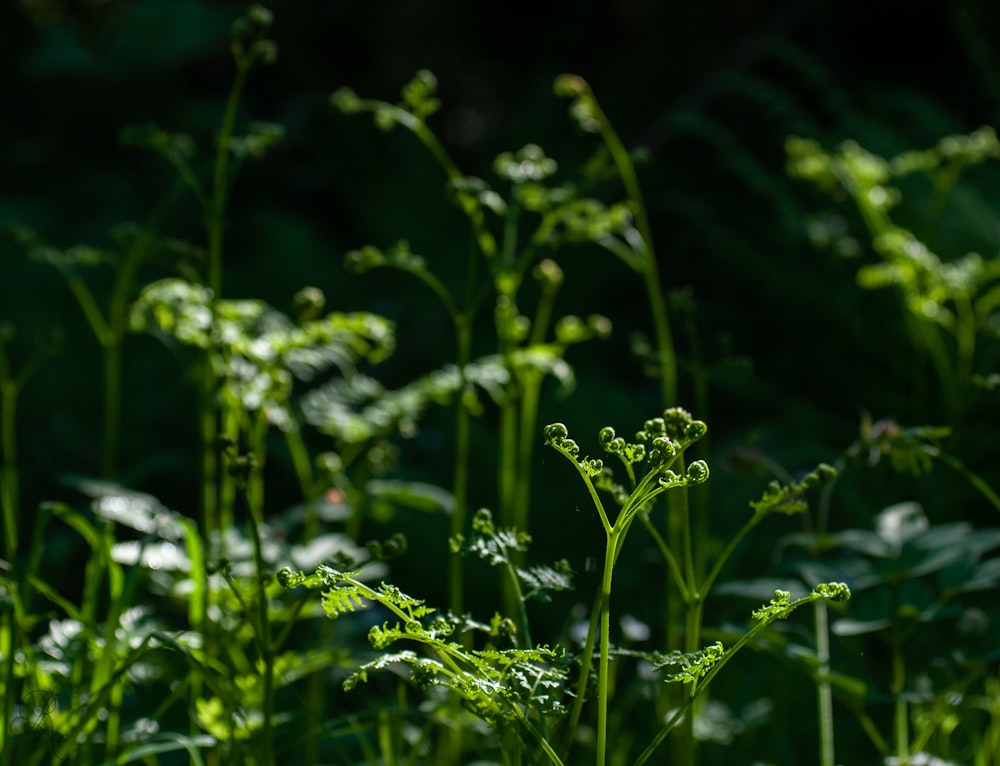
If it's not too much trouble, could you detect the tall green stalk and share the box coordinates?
[0,332,56,766]
[555,73,698,762]
[815,600,835,766]
[181,14,277,765]
[246,415,275,766]
[544,416,709,766]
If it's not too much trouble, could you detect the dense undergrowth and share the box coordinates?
[2,4,1000,765]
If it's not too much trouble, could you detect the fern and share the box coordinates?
[748,462,837,517]
[515,562,573,602]
[651,642,726,685]
[279,564,570,754]
[320,585,367,619]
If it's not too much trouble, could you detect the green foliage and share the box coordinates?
[131,278,394,429]
[279,564,570,748]
[3,4,1000,766]
[788,128,1000,414]
[749,462,837,517]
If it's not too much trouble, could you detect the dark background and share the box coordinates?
[2,1,1000,761]
[5,0,998,477]
[4,0,999,505]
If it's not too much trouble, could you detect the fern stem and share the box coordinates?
[0,357,20,562]
[595,529,621,766]
[892,639,909,761]
[449,315,473,619]
[815,600,836,766]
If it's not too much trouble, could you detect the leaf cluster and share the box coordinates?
[131,279,393,429]
[278,565,571,727]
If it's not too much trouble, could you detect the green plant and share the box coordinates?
[280,408,850,766]
[329,72,632,628]
[326,71,727,761]
[4,6,395,765]
[8,4,1000,765]
[787,127,1000,420]
[0,324,59,764]
[726,416,1000,766]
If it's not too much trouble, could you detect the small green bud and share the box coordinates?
[555,315,586,344]
[583,457,604,477]
[643,418,666,437]
[553,73,589,98]
[248,4,274,28]
[472,508,495,534]
[533,258,563,288]
[293,286,325,324]
[662,407,694,440]
[815,463,837,484]
[374,106,396,131]
[544,422,569,443]
[752,589,793,621]
[344,245,385,273]
[317,451,343,475]
[658,470,681,487]
[331,87,363,113]
[252,39,278,65]
[368,624,393,650]
[624,442,645,463]
[405,620,423,635]
[401,70,440,118]
[814,581,851,603]
[684,420,708,441]
[489,612,518,646]
[403,69,438,102]
[276,567,295,588]
[598,426,616,449]
[494,143,557,183]
[686,460,710,484]
[649,436,676,468]
[587,314,612,338]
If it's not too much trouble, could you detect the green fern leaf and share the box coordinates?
[321,585,367,618]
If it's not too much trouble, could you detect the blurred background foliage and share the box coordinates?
[3,1,1000,759]
[4,0,999,504]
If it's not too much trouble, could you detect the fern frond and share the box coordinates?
[650,641,726,685]
[321,585,368,618]
[516,561,573,601]
[343,650,420,691]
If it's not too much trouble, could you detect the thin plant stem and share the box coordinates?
[101,209,173,476]
[632,589,841,766]
[514,374,542,537]
[449,315,473,619]
[595,534,618,766]
[561,587,602,758]
[589,92,676,408]
[249,415,275,766]
[815,600,835,766]
[0,350,22,561]
[282,423,319,536]
[208,57,251,296]
[577,78,695,764]
[246,486,275,765]
[446,312,475,764]
[195,54,257,758]
[931,449,1000,513]
[497,371,523,620]
[892,640,909,762]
